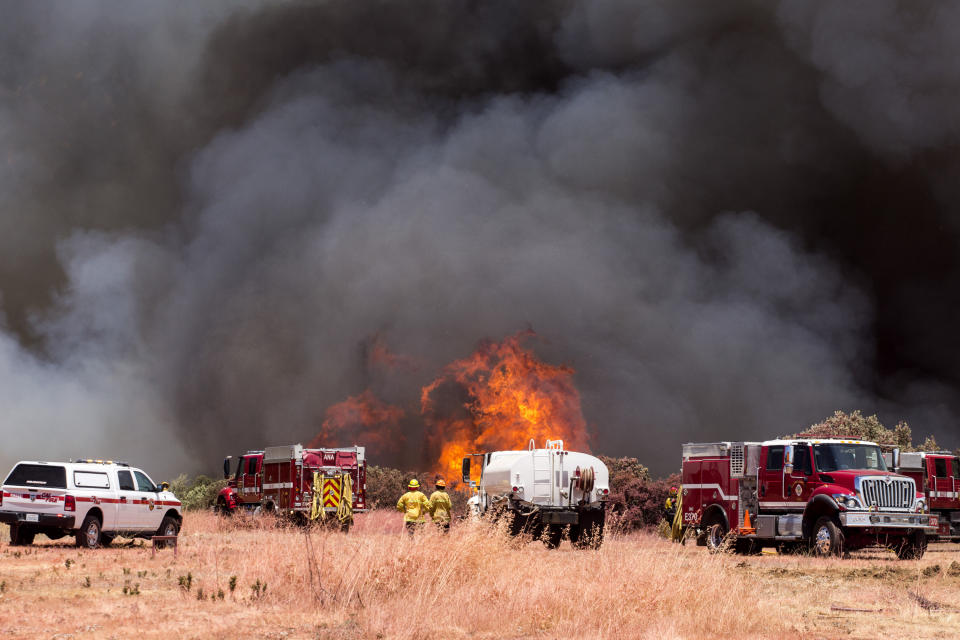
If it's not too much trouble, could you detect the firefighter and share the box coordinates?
[397,479,431,535]
[429,479,453,532]
[664,486,678,524]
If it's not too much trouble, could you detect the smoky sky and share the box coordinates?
[1,0,958,478]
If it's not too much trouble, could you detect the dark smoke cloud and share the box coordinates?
[1,0,958,478]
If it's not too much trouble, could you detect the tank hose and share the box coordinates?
[338,473,354,525]
[577,466,595,493]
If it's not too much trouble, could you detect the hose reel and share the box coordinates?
[576,466,595,493]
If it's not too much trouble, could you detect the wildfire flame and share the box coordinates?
[310,331,590,482]
[421,331,590,480]
[308,390,405,458]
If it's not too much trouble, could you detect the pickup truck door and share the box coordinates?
[115,469,140,529]
[133,469,164,532]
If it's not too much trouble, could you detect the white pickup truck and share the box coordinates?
[0,460,182,548]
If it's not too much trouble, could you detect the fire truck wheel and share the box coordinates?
[895,531,927,560]
[154,516,180,549]
[215,498,233,516]
[9,524,35,546]
[705,522,729,553]
[810,516,843,556]
[76,515,102,549]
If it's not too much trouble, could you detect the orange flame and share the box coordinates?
[308,390,405,458]
[421,331,590,480]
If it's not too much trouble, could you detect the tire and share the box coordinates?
[705,522,729,553]
[76,514,102,549]
[9,524,35,546]
[154,515,180,549]
[215,498,232,515]
[895,530,927,560]
[543,524,563,549]
[809,516,843,557]
[571,511,605,550]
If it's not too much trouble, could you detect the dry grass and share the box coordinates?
[1,512,959,639]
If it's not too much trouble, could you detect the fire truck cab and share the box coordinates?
[884,450,960,541]
[682,438,938,558]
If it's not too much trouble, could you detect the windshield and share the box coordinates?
[813,444,887,472]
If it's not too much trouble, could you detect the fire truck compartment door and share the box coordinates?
[532,452,553,503]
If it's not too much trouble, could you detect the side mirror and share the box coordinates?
[223,456,232,479]
[783,445,794,475]
[892,448,901,470]
[461,457,471,484]
[158,481,169,493]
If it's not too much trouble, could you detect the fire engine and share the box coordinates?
[681,437,938,558]
[884,450,960,541]
[462,439,609,549]
[216,444,367,529]
[0,459,181,548]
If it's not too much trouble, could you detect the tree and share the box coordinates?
[793,410,937,452]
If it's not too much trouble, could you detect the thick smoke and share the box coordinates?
[1,0,957,478]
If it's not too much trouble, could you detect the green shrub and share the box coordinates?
[168,474,228,511]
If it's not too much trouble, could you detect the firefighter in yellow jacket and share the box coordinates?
[429,479,453,532]
[397,479,431,535]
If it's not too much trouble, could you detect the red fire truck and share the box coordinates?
[681,438,938,558]
[884,450,960,541]
[216,444,367,529]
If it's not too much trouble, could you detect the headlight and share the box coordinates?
[832,494,860,510]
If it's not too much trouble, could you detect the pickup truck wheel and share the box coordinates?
[809,516,843,556]
[76,515,102,549]
[895,530,927,560]
[705,522,729,553]
[154,516,180,549]
[9,524,35,546]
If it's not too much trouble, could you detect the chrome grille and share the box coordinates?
[858,477,914,510]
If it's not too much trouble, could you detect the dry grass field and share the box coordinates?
[1,511,958,639]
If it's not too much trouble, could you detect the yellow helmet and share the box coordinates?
[408,479,420,489]
[435,479,446,489]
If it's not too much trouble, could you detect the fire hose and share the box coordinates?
[576,466,595,493]
[310,472,354,525]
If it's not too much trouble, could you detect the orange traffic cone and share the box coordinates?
[740,509,756,535]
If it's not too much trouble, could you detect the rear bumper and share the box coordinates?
[840,511,938,531]
[0,510,76,529]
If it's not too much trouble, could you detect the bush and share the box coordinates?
[365,465,470,515]
[599,456,678,531]
[169,474,228,511]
